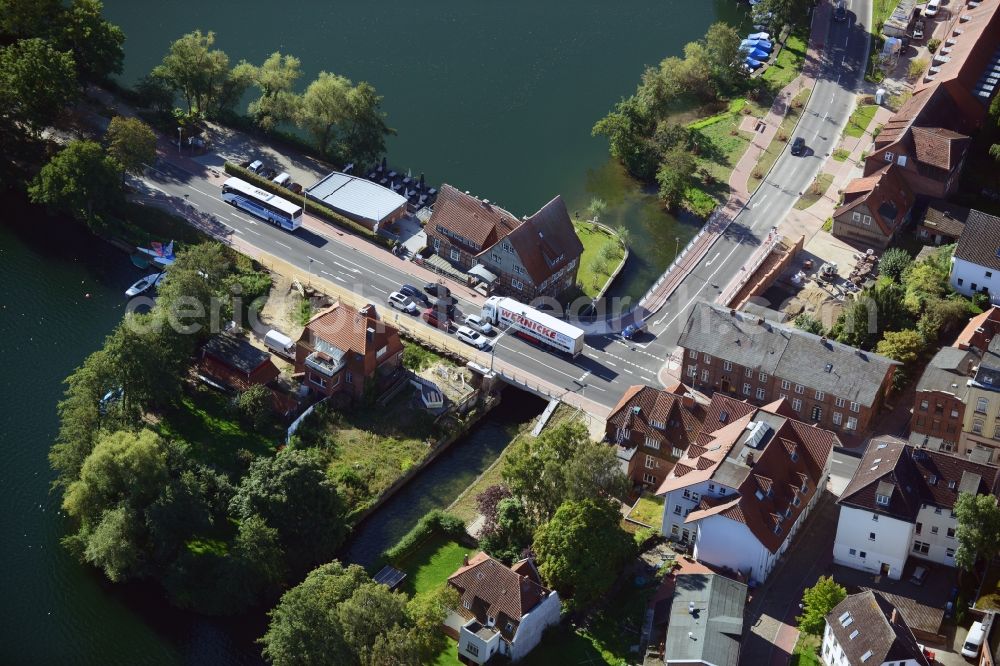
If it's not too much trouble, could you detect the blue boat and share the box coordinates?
[744,57,764,70]
[747,31,770,40]
[749,48,770,60]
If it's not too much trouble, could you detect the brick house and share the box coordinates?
[677,303,898,435]
[917,200,970,246]
[604,383,706,490]
[909,346,979,454]
[294,302,404,401]
[446,553,560,664]
[656,396,837,584]
[426,184,583,300]
[831,164,914,249]
[199,331,280,392]
[956,306,1000,351]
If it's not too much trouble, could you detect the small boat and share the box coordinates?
[744,57,765,70]
[747,31,770,40]
[749,48,770,60]
[125,272,165,298]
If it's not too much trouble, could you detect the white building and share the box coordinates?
[822,590,929,666]
[447,553,560,664]
[657,395,836,585]
[834,439,999,580]
[949,208,1000,300]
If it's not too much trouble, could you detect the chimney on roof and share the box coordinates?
[359,303,375,319]
[463,554,469,566]
[967,359,977,376]
[682,392,695,410]
[482,199,490,206]
[758,317,766,325]
[746,452,755,467]
[890,608,897,625]
[730,309,736,316]
[366,326,375,343]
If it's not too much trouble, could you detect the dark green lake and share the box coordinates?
[2,1,749,662]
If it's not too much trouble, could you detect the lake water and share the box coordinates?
[103,0,747,300]
[2,2,752,662]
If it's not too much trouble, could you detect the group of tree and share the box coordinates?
[799,244,977,391]
[796,576,847,635]
[144,30,392,165]
[469,422,635,610]
[260,561,457,666]
[0,0,124,186]
[953,492,1000,573]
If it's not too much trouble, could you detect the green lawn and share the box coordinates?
[574,222,625,298]
[762,31,809,91]
[832,148,852,162]
[155,387,282,476]
[627,494,664,528]
[791,634,822,666]
[749,88,813,193]
[845,104,878,139]
[393,532,470,598]
[794,173,834,210]
[690,111,755,206]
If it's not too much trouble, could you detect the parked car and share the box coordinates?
[924,0,940,16]
[387,291,417,314]
[790,137,806,156]
[288,183,303,195]
[247,159,264,174]
[421,308,451,331]
[913,19,925,40]
[909,565,928,586]
[260,167,278,180]
[622,322,645,340]
[833,0,847,21]
[963,620,985,658]
[272,172,291,187]
[399,284,430,306]
[463,314,494,336]
[424,282,451,299]
[456,326,490,350]
[431,300,457,319]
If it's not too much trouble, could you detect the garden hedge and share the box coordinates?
[383,509,466,562]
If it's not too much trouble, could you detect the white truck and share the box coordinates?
[481,296,585,357]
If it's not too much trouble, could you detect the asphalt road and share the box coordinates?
[136,0,871,412]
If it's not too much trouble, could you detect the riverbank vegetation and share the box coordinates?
[593,0,814,215]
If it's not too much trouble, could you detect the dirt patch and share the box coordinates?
[416,362,475,403]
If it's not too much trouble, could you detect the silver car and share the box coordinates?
[463,314,495,336]
[388,291,417,314]
[455,325,490,350]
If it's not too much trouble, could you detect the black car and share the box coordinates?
[424,282,451,299]
[399,284,430,306]
[790,137,806,156]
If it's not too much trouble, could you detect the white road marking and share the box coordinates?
[606,360,617,367]
[506,349,578,379]
[275,241,292,250]
[370,286,388,294]
[305,256,323,265]
[704,252,720,267]
[653,310,670,328]
[246,228,262,236]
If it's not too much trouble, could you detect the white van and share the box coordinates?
[247,159,264,174]
[264,329,295,358]
[924,0,941,17]
[962,620,985,658]
[272,172,291,187]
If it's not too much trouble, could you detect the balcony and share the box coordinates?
[305,349,346,377]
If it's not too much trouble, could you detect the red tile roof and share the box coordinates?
[956,306,1000,351]
[606,384,704,450]
[429,185,522,250]
[910,126,970,171]
[496,195,584,285]
[834,164,915,235]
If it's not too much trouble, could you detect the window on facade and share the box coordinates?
[449,248,461,261]
[931,526,939,535]
[795,384,804,394]
[781,379,791,390]
[815,390,825,401]
[811,406,822,421]
[872,514,879,521]
[947,548,955,558]
[920,400,929,411]
[849,402,860,413]
[759,372,768,382]
[645,437,660,450]
[852,212,861,222]
[643,473,657,485]
[671,525,679,535]
[835,397,846,408]
[743,383,752,395]
[958,278,964,286]
[687,365,697,378]
[511,279,524,291]
[756,388,766,400]
[432,237,441,250]
[745,367,753,377]
[951,409,959,418]
[849,548,857,556]
[974,419,984,435]
[309,373,327,388]
[701,370,709,382]
[645,455,656,469]
[617,427,630,441]
[723,361,733,371]
[703,353,712,364]
[792,398,802,412]
[915,522,922,534]
[491,253,502,263]
[672,446,684,458]
[988,271,994,279]
[947,527,955,539]
[682,489,691,499]
[884,151,895,162]
[345,371,353,384]
[833,412,843,426]
[465,643,480,657]
[846,417,858,431]
[913,541,929,555]
[513,264,525,275]
[673,505,682,515]
[869,532,876,541]
[876,493,889,506]
[860,551,866,558]
[977,397,990,414]
[689,349,698,359]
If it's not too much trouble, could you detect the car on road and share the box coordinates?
[399,284,430,306]
[424,282,451,299]
[833,0,847,21]
[388,291,418,314]
[790,137,806,156]
[622,322,644,340]
[456,326,490,350]
[924,0,940,16]
[421,307,452,331]
[913,19,925,40]
[463,314,494,336]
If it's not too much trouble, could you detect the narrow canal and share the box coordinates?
[342,390,546,569]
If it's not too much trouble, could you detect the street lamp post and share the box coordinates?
[177,127,182,156]
[308,257,313,287]
[489,326,510,374]
[674,237,680,262]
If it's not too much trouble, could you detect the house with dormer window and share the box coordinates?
[834,438,1000,579]
[426,184,583,300]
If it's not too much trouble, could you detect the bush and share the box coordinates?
[822,217,833,232]
[237,384,273,429]
[634,526,659,549]
[928,38,941,54]
[777,131,789,142]
[383,510,466,562]
[223,163,393,248]
[879,247,912,282]
[402,342,443,371]
[907,57,929,81]
[683,187,717,218]
[751,168,765,180]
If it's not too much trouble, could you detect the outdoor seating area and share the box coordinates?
[365,157,438,210]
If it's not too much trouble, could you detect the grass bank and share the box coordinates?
[845,104,878,139]
[574,222,626,298]
[762,30,809,91]
[794,173,834,210]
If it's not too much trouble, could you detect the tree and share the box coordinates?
[954,492,1000,572]
[592,96,659,180]
[151,30,230,115]
[656,145,696,210]
[230,448,347,570]
[338,583,409,662]
[57,0,124,82]
[105,116,157,182]
[704,22,744,91]
[28,140,122,227]
[588,197,607,222]
[903,261,949,315]
[794,313,824,335]
[297,71,351,156]
[796,576,847,635]
[918,297,971,342]
[248,51,303,130]
[502,421,629,522]
[261,561,369,666]
[237,384,273,429]
[757,0,812,31]
[101,312,187,414]
[876,329,926,390]
[677,42,716,101]
[0,38,78,138]
[532,498,635,608]
[879,247,912,282]
[338,81,393,165]
[480,496,533,564]
[0,0,64,40]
